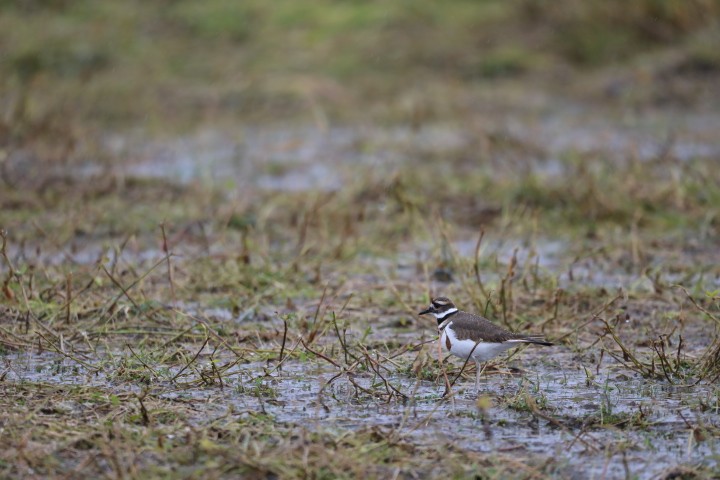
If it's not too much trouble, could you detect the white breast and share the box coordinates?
[441,321,517,363]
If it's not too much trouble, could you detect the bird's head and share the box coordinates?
[418,296,458,321]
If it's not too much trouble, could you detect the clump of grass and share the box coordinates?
[693,289,720,381]
[468,46,537,79]
[598,295,719,384]
[534,0,720,65]
[506,389,551,413]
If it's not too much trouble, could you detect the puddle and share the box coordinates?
[3,341,718,479]
[256,163,342,191]
[47,104,720,194]
[453,238,567,269]
[450,236,720,291]
[5,239,183,268]
[7,243,167,267]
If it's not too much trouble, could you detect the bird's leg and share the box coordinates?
[439,335,453,397]
[475,361,488,393]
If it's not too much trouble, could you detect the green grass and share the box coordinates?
[2,0,719,133]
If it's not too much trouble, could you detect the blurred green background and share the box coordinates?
[3,0,720,139]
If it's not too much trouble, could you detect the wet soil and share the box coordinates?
[2,94,720,478]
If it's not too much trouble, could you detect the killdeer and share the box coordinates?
[419,296,553,392]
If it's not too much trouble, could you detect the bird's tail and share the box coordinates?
[509,335,553,347]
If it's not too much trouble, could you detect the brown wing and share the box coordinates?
[447,311,517,343]
[448,311,553,345]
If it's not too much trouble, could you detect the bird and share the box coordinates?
[419,296,553,392]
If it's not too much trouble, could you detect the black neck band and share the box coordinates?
[436,310,458,327]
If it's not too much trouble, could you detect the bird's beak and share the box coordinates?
[418,307,432,315]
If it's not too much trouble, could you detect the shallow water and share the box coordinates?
[50,104,720,196]
[4,340,718,479]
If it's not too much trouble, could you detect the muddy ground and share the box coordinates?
[2,1,720,479]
